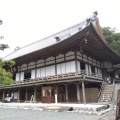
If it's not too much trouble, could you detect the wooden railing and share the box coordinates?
[98,81,105,100]
[13,70,103,85]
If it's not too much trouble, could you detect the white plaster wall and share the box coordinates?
[57,61,76,74]
[31,69,35,79]
[57,64,61,74]
[36,68,40,77]
[85,64,89,74]
[70,61,76,72]
[61,63,66,74]
[20,72,24,81]
[66,62,71,73]
[46,66,51,76]
[15,73,20,81]
[41,68,45,77]
[50,65,55,75]
[77,61,81,72]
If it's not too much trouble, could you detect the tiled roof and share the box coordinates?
[3,13,98,60]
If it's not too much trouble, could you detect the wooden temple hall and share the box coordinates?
[1,12,120,103]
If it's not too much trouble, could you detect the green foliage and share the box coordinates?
[102,27,120,56]
[0,67,14,85]
[0,59,15,85]
[0,44,9,50]
[0,21,14,85]
[3,60,15,72]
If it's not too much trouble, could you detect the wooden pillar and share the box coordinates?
[82,81,86,104]
[55,56,57,75]
[2,90,5,101]
[25,88,28,102]
[75,50,78,72]
[17,89,20,102]
[76,83,80,102]
[7,90,10,97]
[65,84,68,102]
[34,87,37,103]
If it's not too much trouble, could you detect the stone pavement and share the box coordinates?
[0,102,116,120]
[99,110,115,120]
[0,108,102,120]
[0,102,109,115]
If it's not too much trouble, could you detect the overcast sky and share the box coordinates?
[0,0,120,58]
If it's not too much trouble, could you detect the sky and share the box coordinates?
[0,0,120,58]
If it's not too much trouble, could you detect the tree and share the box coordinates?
[102,27,120,56]
[0,20,15,85]
[0,59,15,85]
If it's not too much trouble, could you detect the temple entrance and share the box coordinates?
[20,88,26,102]
[68,83,77,102]
[36,86,42,102]
[27,87,34,101]
[41,85,65,103]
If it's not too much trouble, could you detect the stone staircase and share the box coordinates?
[99,84,114,102]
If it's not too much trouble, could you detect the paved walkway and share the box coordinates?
[0,103,115,120]
[99,110,115,120]
[0,108,101,120]
[0,102,110,115]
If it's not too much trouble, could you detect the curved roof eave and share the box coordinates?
[3,21,87,61]
[89,23,120,63]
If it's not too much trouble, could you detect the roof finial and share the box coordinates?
[91,11,98,21]
[93,11,98,16]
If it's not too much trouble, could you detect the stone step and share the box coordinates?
[104,87,112,89]
[101,94,111,96]
[103,89,112,91]
[104,86,113,88]
[104,84,113,86]
[103,92,112,94]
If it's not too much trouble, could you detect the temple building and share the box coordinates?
[1,12,120,103]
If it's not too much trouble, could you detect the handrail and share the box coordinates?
[110,78,115,103]
[13,70,103,85]
[98,81,104,98]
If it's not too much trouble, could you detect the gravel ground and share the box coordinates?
[0,108,102,120]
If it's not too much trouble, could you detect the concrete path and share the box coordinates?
[0,108,102,120]
[99,110,116,120]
